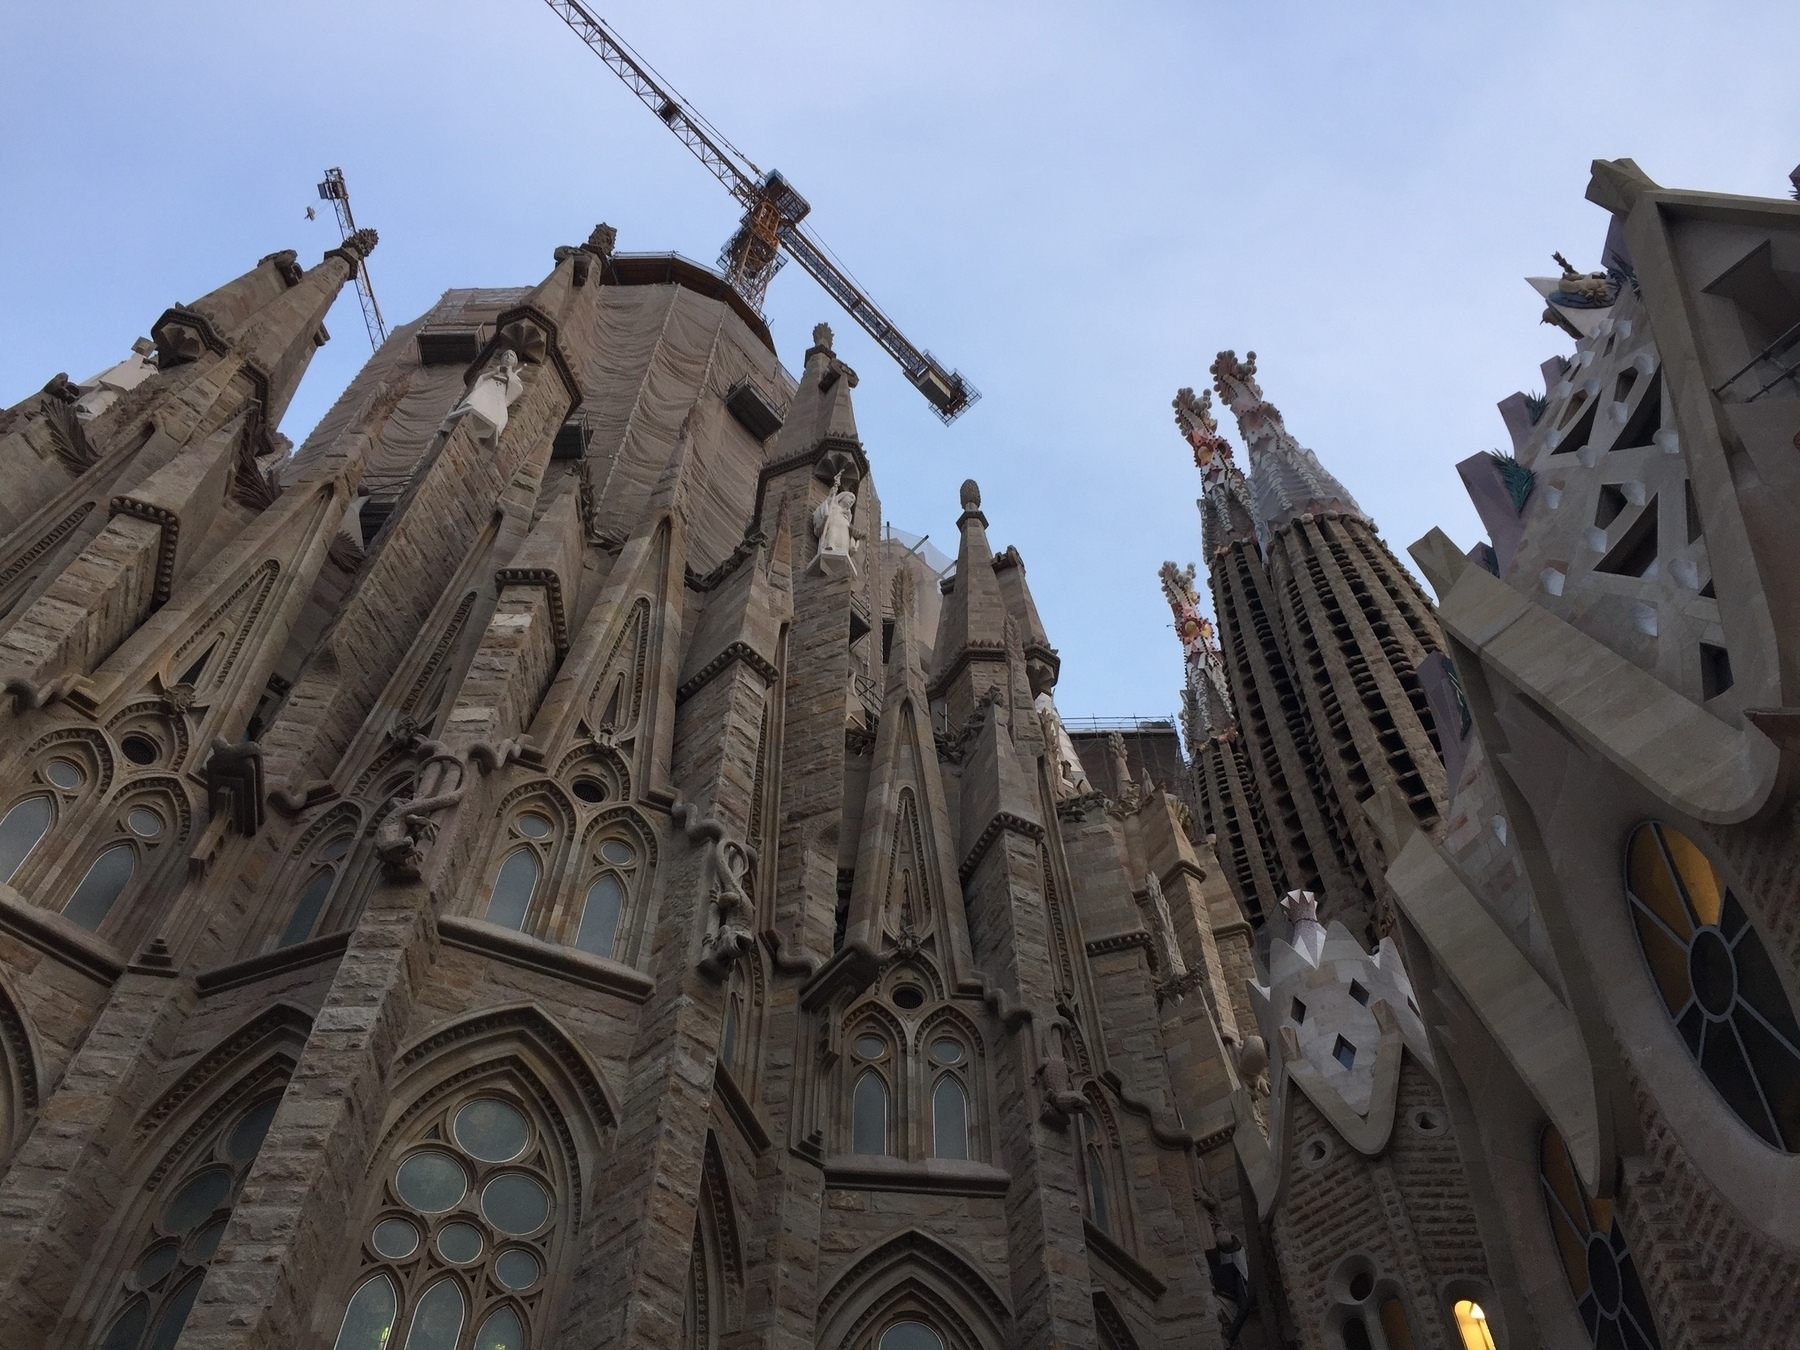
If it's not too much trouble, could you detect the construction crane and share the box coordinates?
[317,167,389,351]
[542,0,979,424]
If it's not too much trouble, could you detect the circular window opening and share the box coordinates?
[395,1150,467,1213]
[453,1099,530,1163]
[600,839,635,866]
[892,985,924,1011]
[481,1173,550,1234]
[853,1035,886,1060]
[1348,1270,1374,1301]
[495,1247,541,1290]
[436,1221,484,1264]
[134,1242,179,1288]
[516,812,552,839]
[572,778,606,804]
[320,836,352,861]
[190,1217,227,1263]
[120,734,160,766]
[1586,1234,1623,1314]
[1687,927,1737,1017]
[1300,1135,1332,1170]
[127,807,164,838]
[44,759,84,790]
[371,1217,419,1260]
[1407,1106,1445,1136]
[162,1167,232,1233]
[930,1039,965,1066]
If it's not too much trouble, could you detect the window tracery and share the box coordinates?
[92,1095,279,1350]
[1624,821,1800,1150]
[329,1090,564,1350]
[59,780,186,937]
[1540,1122,1661,1349]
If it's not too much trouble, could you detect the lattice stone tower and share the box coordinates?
[0,226,1275,1350]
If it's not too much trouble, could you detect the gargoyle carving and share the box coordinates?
[373,734,535,880]
[1034,1045,1090,1126]
[674,800,757,981]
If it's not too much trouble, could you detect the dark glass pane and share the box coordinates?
[44,758,83,790]
[1085,1145,1109,1233]
[190,1217,227,1262]
[1342,1317,1373,1350]
[880,1323,946,1350]
[1719,890,1748,939]
[495,1248,540,1289]
[0,796,52,882]
[100,1296,148,1350]
[930,1039,965,1066]
[1731,930,1800,1048]
[278,868,336,948]
[516,813,551,839]
[163,1167,232,1232]
[147,1275,202,1350]
[1629,905,1692,1015]
[332,1275,397,1350]
[436,1221,483,1263]
[62,844,135,930]
[1676,1005,1703,1055]
[395,1151,466,1212]
[932,1078,968,1160]
[572,874,624,957]
[485,851,539,931]
[854,1035,885,1060]
[1618,1249,1664,1349]
[371,1217,419,1259]
[1626,826,1692,939]
[136,1241,179,1287]
[401,1278,465,1350]
[474,1305,526,1350]
[227,1098,280,1164]
[600,839,634,865]
[453,1099,529,1163]
[852,1073,888,1156]
[1595,1318,1626,1350]
[1733,1005,1800,1151]
[481,1173,550,1234]
[721,996,739,1067]
[1700,1022,1779,1146]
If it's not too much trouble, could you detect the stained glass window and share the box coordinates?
[1624,822,1800,1150]
[1539,1123,1662,1349]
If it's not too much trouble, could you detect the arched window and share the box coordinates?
[1452,1299,1498,1350]
[279,868,337,949]
[64,843,136,930]
[879,1323,945,1350]
[720,967,744,1074]
[852,1072,889,1156]
[1079,1113,1111,1235]
[931,1078,967,1161]
[569,829,642,959]
[0,795,51,882]
[93,1096,279,1350]
[1340,1318,1372,1350]
[1378,1296,1416,1350]
[328,1092,559,1350]
[486,850,540,931]
[1540,1122,1662,1349]
[1624,821,1800,1150]
[573,874,625,957]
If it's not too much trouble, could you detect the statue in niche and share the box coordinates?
[455,349,525,445]
[808,470,860,577]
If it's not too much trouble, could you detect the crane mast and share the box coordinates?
[541,0,979,423]
[317,168,388,351]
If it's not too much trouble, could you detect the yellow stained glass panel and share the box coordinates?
[1660,825,1723,926]
[1453,1301,1498,1350]
[1627,825,1692,940]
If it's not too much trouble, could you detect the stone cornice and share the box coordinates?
[821,1155,1012,1197]
[957,811,1045,884]
[495,566,569,653]
[437,915,653,1003]
[1083,1219,1167,1299]
[712,1062,771,1156]
[928,641,1008,700]
[195,930,351,996]
[751,435,868,528]
[108,496,180,604]
[676,641,780,705]
[0,884,122,985]
[1084,929,1159,974]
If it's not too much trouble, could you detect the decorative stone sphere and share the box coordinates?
[960,479,981,510]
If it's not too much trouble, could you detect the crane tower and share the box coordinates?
[317,167,389,351]
[541,0,979,424]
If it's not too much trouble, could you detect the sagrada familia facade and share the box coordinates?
[0,154,1791,1350]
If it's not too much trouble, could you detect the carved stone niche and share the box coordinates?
[814,447,862,491]
[151,316,208,369]
[498,316,551,366]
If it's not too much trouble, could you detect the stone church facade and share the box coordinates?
[1165,159,1800,1350]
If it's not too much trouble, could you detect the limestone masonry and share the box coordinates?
[0,156,1794,1350]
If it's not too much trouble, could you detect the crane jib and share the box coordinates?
[541,0,979,423]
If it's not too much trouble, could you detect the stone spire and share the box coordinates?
[1158,560,1233,742]
[769,321,861,461]
[991,542,1058,696]
[1173,386,1257,556]
[929,478,1010,730]
[1208,351,1367,541]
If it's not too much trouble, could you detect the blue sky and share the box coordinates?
[4,1,1796,718]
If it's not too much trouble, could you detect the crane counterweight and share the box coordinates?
[541,0,978,423]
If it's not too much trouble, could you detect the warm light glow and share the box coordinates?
[1453,1299,1497,1350]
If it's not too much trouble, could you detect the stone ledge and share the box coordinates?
[1084,1219,1167,1300]
[713,1062,771,1155]
[822,1154,1011,1197]
[196,930,351,996]
[0,884,123,985]
[437,916,654,1002]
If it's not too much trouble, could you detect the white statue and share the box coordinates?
[808,472,860,577]
[455,349,525,445]
[1033,692,1091,798]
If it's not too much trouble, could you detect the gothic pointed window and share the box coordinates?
[279,866,338,949]
[852,1071,889,1156]
[330,1091,559,1350]
[720,967,744,1074]
[879,1324,945,1350]
[931,1077,967,1161]
[1539,1123,1661,1349]
[64,843,136,931]
[486,850,540,931]
[1624,821,1800,1150]
[570,830,640,959]
[0,795,51,882]
[93,1096,279,1350]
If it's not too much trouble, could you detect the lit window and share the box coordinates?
[1453,1299,1497,1350]
[1625,821,1800,1150]
[1539,1122,1662,1349]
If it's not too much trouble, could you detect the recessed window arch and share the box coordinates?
[879,1322,946,1350]
[92,1094,280,1350]
[931,1077,968,1161]
[852,1072,889,1157]
[0,795,52,883]
[486,850,541,931]
[58,783,188,936]
[1540,1122,1662,1349]
[65,844,136,930]
[1624,821,1800,1150]
[329,1085,569,1350]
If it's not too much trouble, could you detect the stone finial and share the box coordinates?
[1279,888,1319,926]
[586,223,618,257]
[960,479,981,511]
[812,322,834,351]
[1173,386,1238,489]
[336,228,379,262]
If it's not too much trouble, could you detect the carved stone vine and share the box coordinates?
[672,799,756,982]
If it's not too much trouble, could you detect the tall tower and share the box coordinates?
[1207,355,1448,935]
